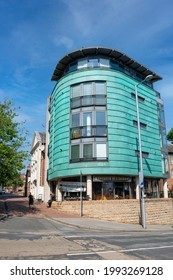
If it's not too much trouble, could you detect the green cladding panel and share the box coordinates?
[48,68,163,180]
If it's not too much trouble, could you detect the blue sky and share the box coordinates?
[0,0,173,155]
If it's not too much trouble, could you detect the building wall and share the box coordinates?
[30,141,45,200]
[48,68,162,180]
[167,150,173,191]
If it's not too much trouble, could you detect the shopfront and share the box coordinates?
[92,176,135,199]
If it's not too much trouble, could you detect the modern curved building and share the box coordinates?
[47,47,168,200]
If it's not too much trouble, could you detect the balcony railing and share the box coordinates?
[71,125,107,139]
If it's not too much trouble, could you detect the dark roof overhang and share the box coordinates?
[51,46,162,83]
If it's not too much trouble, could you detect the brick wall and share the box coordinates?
[52,198,173,225]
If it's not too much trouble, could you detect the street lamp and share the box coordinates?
[80,171,83,216]
[135,74,153,229]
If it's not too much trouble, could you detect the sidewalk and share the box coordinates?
[36,200,173,232]
[1,196,173,232]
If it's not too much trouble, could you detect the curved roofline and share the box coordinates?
[51,46,162,83]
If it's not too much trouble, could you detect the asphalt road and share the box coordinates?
[0,194,173,260]
[0,213,173,260]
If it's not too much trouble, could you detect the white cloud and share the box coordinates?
[54,36,74,50]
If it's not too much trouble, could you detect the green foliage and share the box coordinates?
[0,99,29,186]
[167,128,173,144]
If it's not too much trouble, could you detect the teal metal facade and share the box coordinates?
[48,47,167,199]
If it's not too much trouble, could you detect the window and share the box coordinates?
[170,155,173,164]
[135,150,149,159]
[96,111,106,136]
[96,111,105,125]
[88,58,98,68]
[70,140,108,162]
[71,110,107,139]
[162,157,169,174]
[96,143,107,158]
[83,112,92,137]
[69,62,77,72]
[171,169,173,178]
[71,84,81,98]
[95,82,105,95]
[83,144,92,159]
[71,145,80,161]
[133,120,147,129]
[70,81,107,162]
[72,113,80,127]
[71,81,106,109]
[99,58,109,67]
[157,103,165,124]
[83,83,92,95]
[78,59,88,69]
[83,83,93,106]
[131,93,145,103]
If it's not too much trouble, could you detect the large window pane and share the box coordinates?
[88,58,98,68]
[95,82,105,95]
[78,59,88,69]
[96,143,107,158]
[83,83,92,95]
[83,112,92,125]
[71,97,80,108]
[72,113,80,127]
[71,128,81,139]
[83,144,92,159]
[96,111,105,125]
[82,96,93,106]
[96,126,107,136]
[83,112,92,136]
[71,145,80,161]
[95,95,106,105]
[99,58,109,67]
[69,62,77,72]
[71,84,81,98]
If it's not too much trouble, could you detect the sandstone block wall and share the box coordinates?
[52,198,173,225]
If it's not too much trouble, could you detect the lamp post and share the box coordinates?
[80,171,83,216]
[135,74,153,229]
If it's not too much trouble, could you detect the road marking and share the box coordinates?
[63,234,130,238]
[67,244,173,256]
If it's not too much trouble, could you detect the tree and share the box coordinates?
[167,128,173,144]
[0,99,29,186]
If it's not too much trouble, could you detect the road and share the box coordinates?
[0,194,173,260]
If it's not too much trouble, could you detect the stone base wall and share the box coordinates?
[52,198,173,225]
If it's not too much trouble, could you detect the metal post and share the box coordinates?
[135,74,153,229]
[80,171,83,216]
